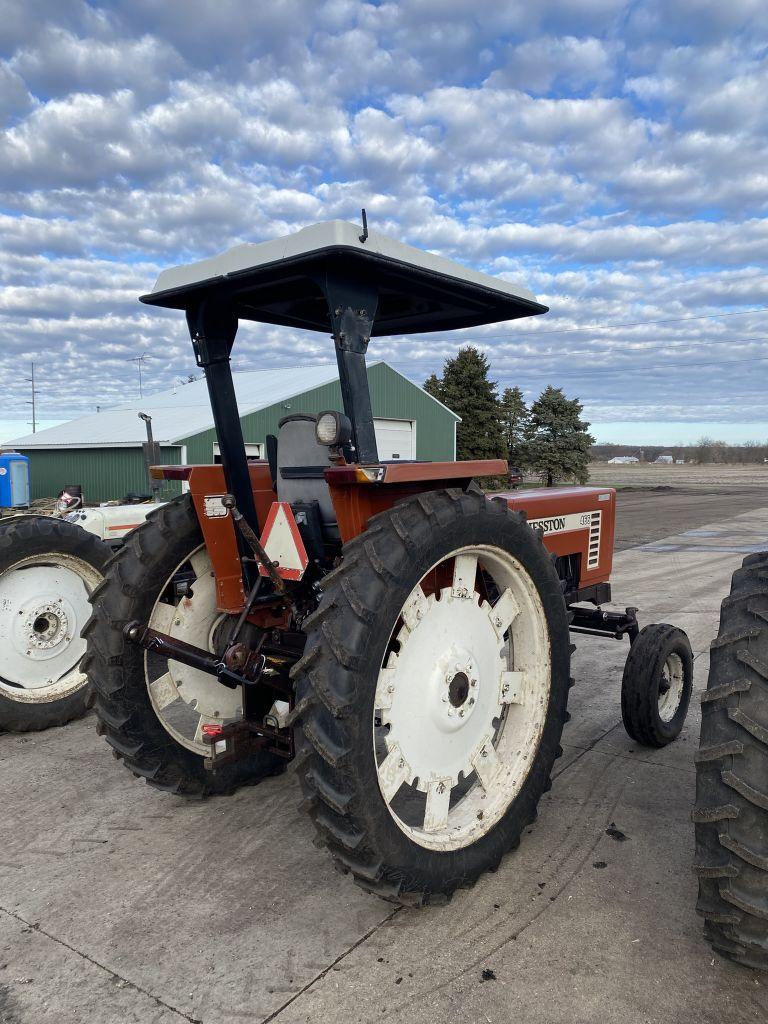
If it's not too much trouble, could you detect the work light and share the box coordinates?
[315,410,352,447]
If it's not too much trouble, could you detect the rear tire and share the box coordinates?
[292,488,571,905]
[694,552,768,971]
[621,624,693,747]
[0,516,110,732]
[84,495,285,796]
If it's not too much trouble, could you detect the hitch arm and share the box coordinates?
[568,604,640,643]
[122,620,291,693]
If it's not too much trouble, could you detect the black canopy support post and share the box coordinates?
[185,300,260,537]
[323,272,379,464]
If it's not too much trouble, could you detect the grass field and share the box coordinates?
[588,461,768,488]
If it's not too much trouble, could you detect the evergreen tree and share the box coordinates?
[423,373,444,403]
[523,386,595,486]
[424,346,506,460]
[499,386,528,463]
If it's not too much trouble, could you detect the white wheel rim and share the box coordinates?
[658,651,685,722]
[146,545,242,755]
[0,553,103,703]
[373,545,551,852]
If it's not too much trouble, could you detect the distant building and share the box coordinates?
[7,362,458,502]
[608,456,639,464]
[654,454,674,464]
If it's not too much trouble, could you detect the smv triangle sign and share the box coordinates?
[258,502,309,581]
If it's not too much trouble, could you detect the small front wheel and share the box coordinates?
[621,623,693,747]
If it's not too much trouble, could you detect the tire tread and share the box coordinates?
[694,551,768,971]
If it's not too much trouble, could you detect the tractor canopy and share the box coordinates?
[140,219,547,335]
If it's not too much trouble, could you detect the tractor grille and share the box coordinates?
[588,511,601,569]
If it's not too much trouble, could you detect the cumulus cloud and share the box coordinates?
[1,0,767,441]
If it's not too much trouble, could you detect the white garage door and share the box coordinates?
[374,419,415,460]
[213,442,263,462]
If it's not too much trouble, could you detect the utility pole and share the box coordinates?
[129,354,146,398]
[25,362,39,432]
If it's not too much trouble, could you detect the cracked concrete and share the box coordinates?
[2,504,768,1023]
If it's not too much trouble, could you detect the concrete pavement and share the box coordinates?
[2,508,768,1024]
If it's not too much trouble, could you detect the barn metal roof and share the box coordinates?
[142,219,547,335]
[6,361,458,450]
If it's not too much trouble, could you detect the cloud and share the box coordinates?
[0,0,767,440]
[486,35,614,93]
[8,26,184,101]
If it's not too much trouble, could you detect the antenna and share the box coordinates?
[25,362,39,432]
[129,354,146,398]
[359,208,368,243]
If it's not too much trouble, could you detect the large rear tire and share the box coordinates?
[694,552,768,971]
[83,495,285,796]
[292,488,571,905]
[0,516,110,732]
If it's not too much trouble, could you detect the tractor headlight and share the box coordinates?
[316,411,352,447]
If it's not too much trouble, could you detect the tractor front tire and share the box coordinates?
[84,495,285,797]
[694,552,768,971]
[621,624,693,747]
[292,487,571,905]
[0,515,111,732]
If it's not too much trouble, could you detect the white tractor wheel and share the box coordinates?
[84,495,286,796]
[0,516,111,732]
[293,488,571,905]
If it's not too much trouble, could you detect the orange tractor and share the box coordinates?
[85,219,691,904]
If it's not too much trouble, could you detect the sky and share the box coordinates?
[1,0,767,446]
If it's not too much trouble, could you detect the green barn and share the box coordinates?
[8,362,459,503]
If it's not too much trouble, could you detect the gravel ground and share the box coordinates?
[3,504,768,1023]
[614,486,768,550]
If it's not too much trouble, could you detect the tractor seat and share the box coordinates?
[275,414,338,540]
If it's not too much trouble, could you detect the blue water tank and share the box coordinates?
[0,452,30,507]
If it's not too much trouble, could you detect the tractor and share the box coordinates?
[84,219,692,905]
[0,401,171,733]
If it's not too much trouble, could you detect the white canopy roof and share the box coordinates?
[147,220,539,308]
